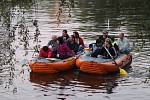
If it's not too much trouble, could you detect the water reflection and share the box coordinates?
[75,72,118,94]
[0,30,16,94]
[30,71,118,95]
[0,0,36,94]
[30,72,60,86]
[56,0,74,24]
[33,19,41,52]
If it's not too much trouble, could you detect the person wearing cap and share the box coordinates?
[47,35,59,57]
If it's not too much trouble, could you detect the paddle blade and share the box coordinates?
[119,68,128,77]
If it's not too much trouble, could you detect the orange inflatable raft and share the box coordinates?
[76,53,132,75]
[29,57,76,73]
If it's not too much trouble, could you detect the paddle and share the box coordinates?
[104,47,128,76]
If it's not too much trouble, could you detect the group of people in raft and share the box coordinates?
[39,29,130,60]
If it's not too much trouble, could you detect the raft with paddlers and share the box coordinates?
[76,53,132,75]
[29,56,76,73]
[29,30,132,75]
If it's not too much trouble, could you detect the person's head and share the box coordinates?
[73,31,79,38]
[119,33,124,40]
[103,30,108,36]
[62,30,68,36]
[51,35,57,41]
[70,35,75,42]
[42,46,49,52]
[104,38,112,48]
[57,37,64,45]
[89,44,94,50]
[67,35,75,43]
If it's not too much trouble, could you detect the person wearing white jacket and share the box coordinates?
[116,33,130,53]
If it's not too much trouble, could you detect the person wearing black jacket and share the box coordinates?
[61,30,70,42]
[91,38,116,59]
[67,35,79,54]
[96,30,114,48]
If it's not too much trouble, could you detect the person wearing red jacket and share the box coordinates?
[73,31,85,52]
[39,46,53,58]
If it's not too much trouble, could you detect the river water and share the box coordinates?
[0,0,150,100]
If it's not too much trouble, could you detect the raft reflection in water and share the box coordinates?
[30,71,118,94]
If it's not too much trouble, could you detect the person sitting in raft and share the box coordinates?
[113,42,120,56]
[73,31,85,52]
[60,30,70,42]
[67,35,79,54]
[89,43,98,53]
[96,30,114,48]
[47,35,59,57]
[57,37,75,59]
[116,33,130,53]
[91,38,116,59]
[89,30,114,53]
[39,46,53,58]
